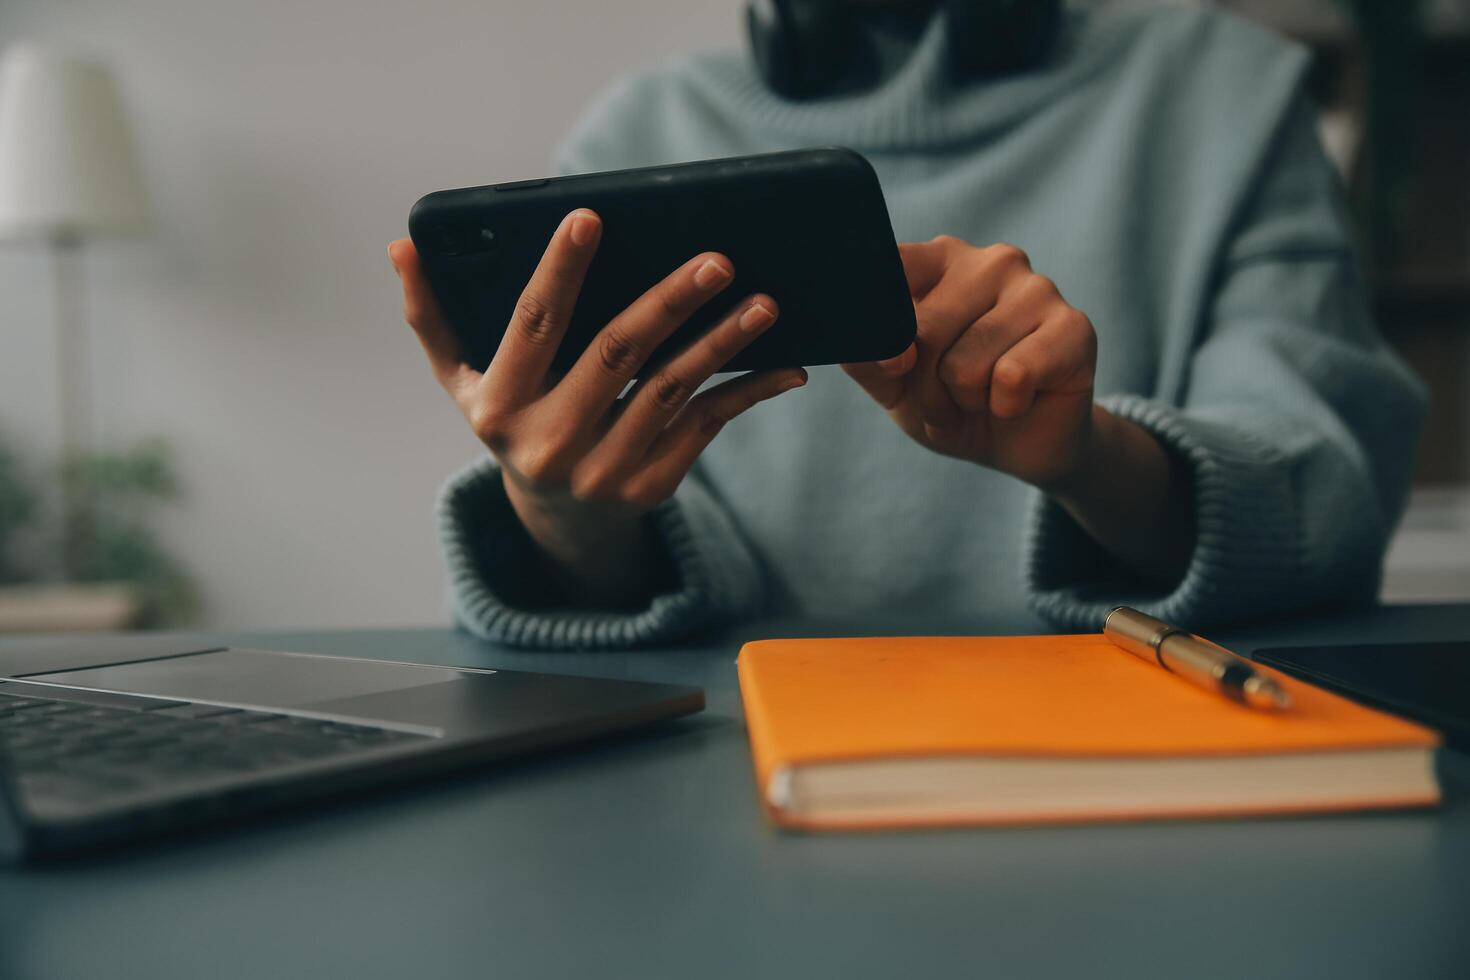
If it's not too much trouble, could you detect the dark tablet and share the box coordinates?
[408,147,917,376]
[1254,642,1470,749]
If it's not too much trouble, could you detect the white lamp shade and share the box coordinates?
[0,43,149,240]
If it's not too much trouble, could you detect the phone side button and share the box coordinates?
[494,178,550,191]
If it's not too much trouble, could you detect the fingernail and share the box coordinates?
[387,244,399,274]
[694,258,732,290]
[780,372,807,392]
[569,211,597,246]
[739,301,775,333]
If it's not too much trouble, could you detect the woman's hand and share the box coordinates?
[389,209,805,606]
[844,235,1194,587]
[842,236,1099,491]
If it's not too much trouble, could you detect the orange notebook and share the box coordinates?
[736,635,1441,830]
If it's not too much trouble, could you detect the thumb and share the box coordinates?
[841,341,917,410]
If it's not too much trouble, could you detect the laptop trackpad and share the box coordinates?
[22,648,474,717]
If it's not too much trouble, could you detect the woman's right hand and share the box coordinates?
[388,209,805,607]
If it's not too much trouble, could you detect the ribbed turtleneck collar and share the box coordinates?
[679,6,1141,152]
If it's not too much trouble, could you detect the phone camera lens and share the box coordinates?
[435,226,500,257]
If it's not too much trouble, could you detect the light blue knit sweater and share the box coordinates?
[436,4,1424,649]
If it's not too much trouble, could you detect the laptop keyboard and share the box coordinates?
[0,690,431,812]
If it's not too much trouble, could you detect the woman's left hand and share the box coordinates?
[843,235,1100,492]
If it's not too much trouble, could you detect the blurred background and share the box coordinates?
[0,0,1466,632]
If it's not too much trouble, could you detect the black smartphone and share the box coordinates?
[408,147,916,376]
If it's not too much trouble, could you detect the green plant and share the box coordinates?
[62,438,197,626]
[0,439,37,584]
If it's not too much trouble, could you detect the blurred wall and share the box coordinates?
[0,0,736,628]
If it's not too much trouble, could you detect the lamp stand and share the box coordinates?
[51,233,94,581]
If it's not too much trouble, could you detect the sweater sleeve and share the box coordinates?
[437,457,767,649]
[1025,90,1426,631]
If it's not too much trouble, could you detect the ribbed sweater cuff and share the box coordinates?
[436,458,764,650]
[1026,394,1302,631]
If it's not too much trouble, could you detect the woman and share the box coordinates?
[388,1,1423,648]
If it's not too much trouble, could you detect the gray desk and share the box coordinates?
[3,605,1469,979]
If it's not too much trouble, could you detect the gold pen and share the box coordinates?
[1103,606,1292,711]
